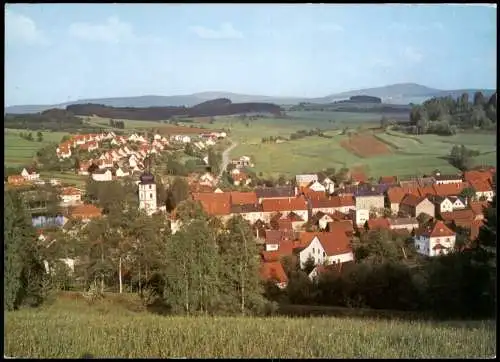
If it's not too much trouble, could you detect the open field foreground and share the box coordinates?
[4,296,496,358]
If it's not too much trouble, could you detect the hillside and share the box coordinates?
[65,98,283,121]
[5,83,495,114]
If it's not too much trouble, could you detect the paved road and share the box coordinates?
[218,140,238,178]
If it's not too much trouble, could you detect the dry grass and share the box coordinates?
[4,294,496,358]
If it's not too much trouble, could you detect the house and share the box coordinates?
[310,195,355,215]
[306,180,326,193]
[313,211,350,230]
[192,193,232,219]
[232,171,252,186]
[433,182,468,198]
[260,261,288,289]
[441,209,475,228]
[463,169,494,185]
[448,196,467,210]
[261,197,309,222]
[80,141,99,152]
[280,212,307,231]
[308,262,354,281]
[263,230,297,252]
[78,161,93,175]
[231,204,264,224]
[7,175,26,186]
[350,170,367,185]
[296,231,354,268]
[468,179,494,201]
[255,186,295,202]
[56,145,72,159]
[428,195,455,215]
[400,195,435,218]
[379,176,398,185]
[366,218,391,231]
[295,174,318,187]
[469,201,489,220]
[414,220,456,257]
[321,177,335,194]
[21,168,40,181]
[69,204,103,222]
[388,217,419,232]
[91,169,113,182]
[386,187,407,214]
[230,191,258,206]
[354,189,385,225]
[115,167,130,178]
[231,156,252,169]
[433,173,463,185]
[60,187,82,204]
[199,172,217,187]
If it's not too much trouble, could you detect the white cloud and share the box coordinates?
[5,9,49,45]
[68,16,161,44]
[402,46,424,64]
[189,22,243,39]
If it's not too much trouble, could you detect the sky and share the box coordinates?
[4,4,497,106]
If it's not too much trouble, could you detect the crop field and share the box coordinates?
[4,129,68,167]
[192,116,496,178]
[4,295,495,358]
[38,171,88,187]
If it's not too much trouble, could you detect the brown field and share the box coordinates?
[157,125,215,135]
[340,134,392,158]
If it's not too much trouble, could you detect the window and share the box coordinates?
[323,252,326,257]
[446,238,450,243]
[150,193,153,199]
[149,185,152,190]
[436,239,440,243]
[312,248,315,254]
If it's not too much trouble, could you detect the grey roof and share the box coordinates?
[255,186,295,199]
[230,203,263,213]
[389,217,419,226]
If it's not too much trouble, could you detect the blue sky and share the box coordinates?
[5,4,497,106]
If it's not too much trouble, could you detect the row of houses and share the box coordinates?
[172,168,495,288]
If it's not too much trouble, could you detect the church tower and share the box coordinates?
[138,155,157,216]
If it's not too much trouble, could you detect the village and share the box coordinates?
[4,130,497,290]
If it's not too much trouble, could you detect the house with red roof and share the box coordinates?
[310,195,355,215]
[469,201,490,220]
[69,204,103,222]
[261,196,309,222]
[296,231,354,268]
[432,182,469,198]
[60,187,82,204]
[260,261,288,289]
[386,186,406,214]
[366,218,391,231]
[192,192,232,220]
[468,179,494,202]
[400,194,435,218]
[414,220,456,257]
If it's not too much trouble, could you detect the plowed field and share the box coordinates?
[340,134,392,158]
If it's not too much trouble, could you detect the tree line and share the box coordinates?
[407,91,496,136]
[5,109,102,132]
[19,131,44,142]
[109,119,126,129]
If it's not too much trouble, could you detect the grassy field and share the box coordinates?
[187,114,496,179]
[4,129,68,167]
[4,294,495,358]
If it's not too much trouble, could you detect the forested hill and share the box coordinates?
[66,98,283,121]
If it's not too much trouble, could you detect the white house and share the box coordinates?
[199,172,216,187]
[433,173,463,185]
[154,134,162,141]
[138,173,157,216]
[322,177,335,194]
[413,220,456,257]
[128,133,140,142]
[44,258,76,274]
[115,167,130,178]
[205,138,216,146]
[433,196,455,214]
[56,146,72,159]
[21,168,39,181]
[469,180,495,202]
[91,169,113,182]
[355,209,370,226]
[296,174,318,187]
[60,187,82,204]
[297,232,354,268]
[307,181,326,193]
[448,196,467,210]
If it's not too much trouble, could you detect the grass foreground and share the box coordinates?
[4,293,496,358]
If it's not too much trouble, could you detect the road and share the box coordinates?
[218,140,238,178]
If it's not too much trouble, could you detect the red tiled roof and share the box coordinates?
[262,197,308,212]
[387,187,406,204]
[192,193,231,215]
[278,219,294,230]
[230,191,257,205]
[299,231,352,256]
[283,212,304,222]
[379,176,397,184]
[327,220,354,235]
[351,171,367,183]
[464,170,493,184]
[61,187,81,196]
[70,204,102,219]
[401,194,426,207]
[367,218,391,230]
[470,219,484,241]
[260,261,288,284]
[418,185,436,197]
[441,209,475,222]
[469,201,489,217]
[469,179,493,193]
[433,182,469,197]
[417,220,455,238]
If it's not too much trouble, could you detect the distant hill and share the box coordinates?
[65,98,283,121]
[5,83,495,114]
